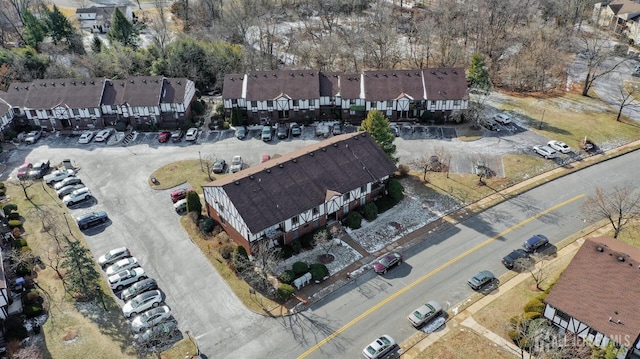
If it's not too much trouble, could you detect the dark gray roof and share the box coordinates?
[245,70,320,101]
[0,95,9,115]
[205,132,397,233]
[423,68,469,101]
[101,76,163,106]
[23,78,106,109]
[3,83,30,108]
[363,70,425,101]
[319,72,361,98]
[161,78,189,104]
[222,74,244,99]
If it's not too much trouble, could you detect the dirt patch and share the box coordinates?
[62,328,78,343]
[317,254,335,264]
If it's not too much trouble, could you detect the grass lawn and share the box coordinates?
[414,326,515,359]
[149,159,214,193]
[472,246,580,340]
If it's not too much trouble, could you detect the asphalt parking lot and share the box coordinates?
[0,120,550,355]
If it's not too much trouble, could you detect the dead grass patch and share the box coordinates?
[414,327,515,359]
[473,247,579,340]
[149,159,214,192]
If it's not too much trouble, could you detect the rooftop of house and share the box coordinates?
[363,70,426,101]
[20,78,106,109]
[545,237,640,341]
[245,70,321,101]
[319,72,362,98]
[423,68,469,101]
[608,0,640,16]
[100,76,188,107]
[204,132,398,233]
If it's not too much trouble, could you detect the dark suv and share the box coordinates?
[523,234,549,253]
[76,211,109,230]
[29,160,51,179]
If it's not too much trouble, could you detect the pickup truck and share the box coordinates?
[25,130,43,144]
[44,169,75,185]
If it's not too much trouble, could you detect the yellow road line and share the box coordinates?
[297,193,584,358]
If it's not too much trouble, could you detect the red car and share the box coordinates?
[17,162,33,180]
[170,188,193,203]
[158,131,171,143]
[261,154,271,163]
[373,252,403,274]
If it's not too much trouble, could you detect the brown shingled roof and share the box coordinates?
[222,74,244,99]
[245,70,320,101]
[363,70,425,101]
[161,78,188,104]
[544,237,640,342]
[204,132,397,233]
[3,83,30,108]
[423,68,469,101]
[23,78,106,109]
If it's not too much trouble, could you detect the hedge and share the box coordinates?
[361,202,378,221]
[309,263,329,281]
[292,261,309,276]
[8,212,20,220]
[523,311,541,321]
[8,220,22,229]
[201,218,215,233]
[218,243,235,260]
[523,298,545,314]
[233,245,250,273]
[344,212,362,229]
[276,284,294,300]
[23,304,44,318]
[278,270,295,284]
[13,239,28,248]
[3,203,17,215]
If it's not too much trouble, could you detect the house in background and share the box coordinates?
[593,0,640,44]
[0,76,195,133]
[202,132,398,254]
[75,6,135,34]
[222,68,469,125]
[543,237,640,359]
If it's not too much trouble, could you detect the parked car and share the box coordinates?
[158,131,172,143]
[185,127,198,141]
[467,270,497,291]
[130,305,171,332]
[231,155,243,173]
[407,300,443,328]
[261,154,271,163]
[109,267,147,291]
[532,145,558,159]
[63,187,92,206]
[523,234,549,253]
[362,335,396,359]
[28,160,50,179]
[212,160,227,174]
[235,126,247,140]
[78,131,95,144]
[25,130,43,144]
[502,249,532,270]
[547,140,572,154]
[390,125,400,137]
[315,123,330,138]
[121,278,158,301]
[54,176,82,190]
[261,126,273,142]
[58,184,86,199]
[44,169,75,185]
[94,128,114,142]
[170,188,193,203]
[277,124,289,139]
[332,123,342,135]
[290,123,302,137]
[75,210,108,230]
[17,162,33,180]
[493,113,512,125]
[122,290,163,318]
[134,319,179,347]
[98,247,131,268]
[105,257,139,276]
[373,252,403,274]
[480,117,499,131]
[171,130,184,142]
[173,198,187,213]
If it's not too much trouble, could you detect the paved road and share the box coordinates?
[2,128,634,358]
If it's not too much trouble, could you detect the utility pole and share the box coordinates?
[539,109,545,130]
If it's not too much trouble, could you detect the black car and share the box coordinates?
[121,278,158,301]
[75,211,109,230]
[28,160,51,179]
[277,125,289,139]
[502,249,532,270]
[523,234,549,253]
[212,160,227,174]
[467,270,497,291]
[171,130,184,142]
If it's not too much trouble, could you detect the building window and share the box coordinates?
[291,215,299,225]
[46,109,53,116]
[454,100,461,106]
[267,100,273,107]
[251,101,257,108]
[350,99,356,105]
[343,193,350,201]
[293,100,299,107]
[387,100,393,108]
[360,185,367,193]
[555,309,570,322]
[370,101,376,108]
[73,108,80,116]
[232,99,238,105]
[309,99,315,106]
[312,207,319,216]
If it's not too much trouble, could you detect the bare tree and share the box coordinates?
[410,154,442,183]
[615,82,640,121]
[149,0,173,58]
[577,30,627,96]
[313,228,336,262]
[580,185,640,238]
[528,254,550,291]
[246,239,281,293]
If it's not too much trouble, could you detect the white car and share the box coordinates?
[493,113,512,125]
[94,128,114,142]
[53,176,82,190]
[130,305,171,332]
[122,290,163,318]
[185,128,198,141]
[173,198,187,213]
[25,130,43,144]
[62,187,93,206]
[105,257,139,276]
[230,155,243,173]
[99,247,131,268]
[43,169,75,185]
[362,335,397,359]
[109,267,147,291]
[547,140,572,154]
[78,131,95,144]
[532,145,558,159]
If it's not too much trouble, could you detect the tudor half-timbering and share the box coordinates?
[222,68,469,124]
[202,132,398,254]
[543,237,640,358]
